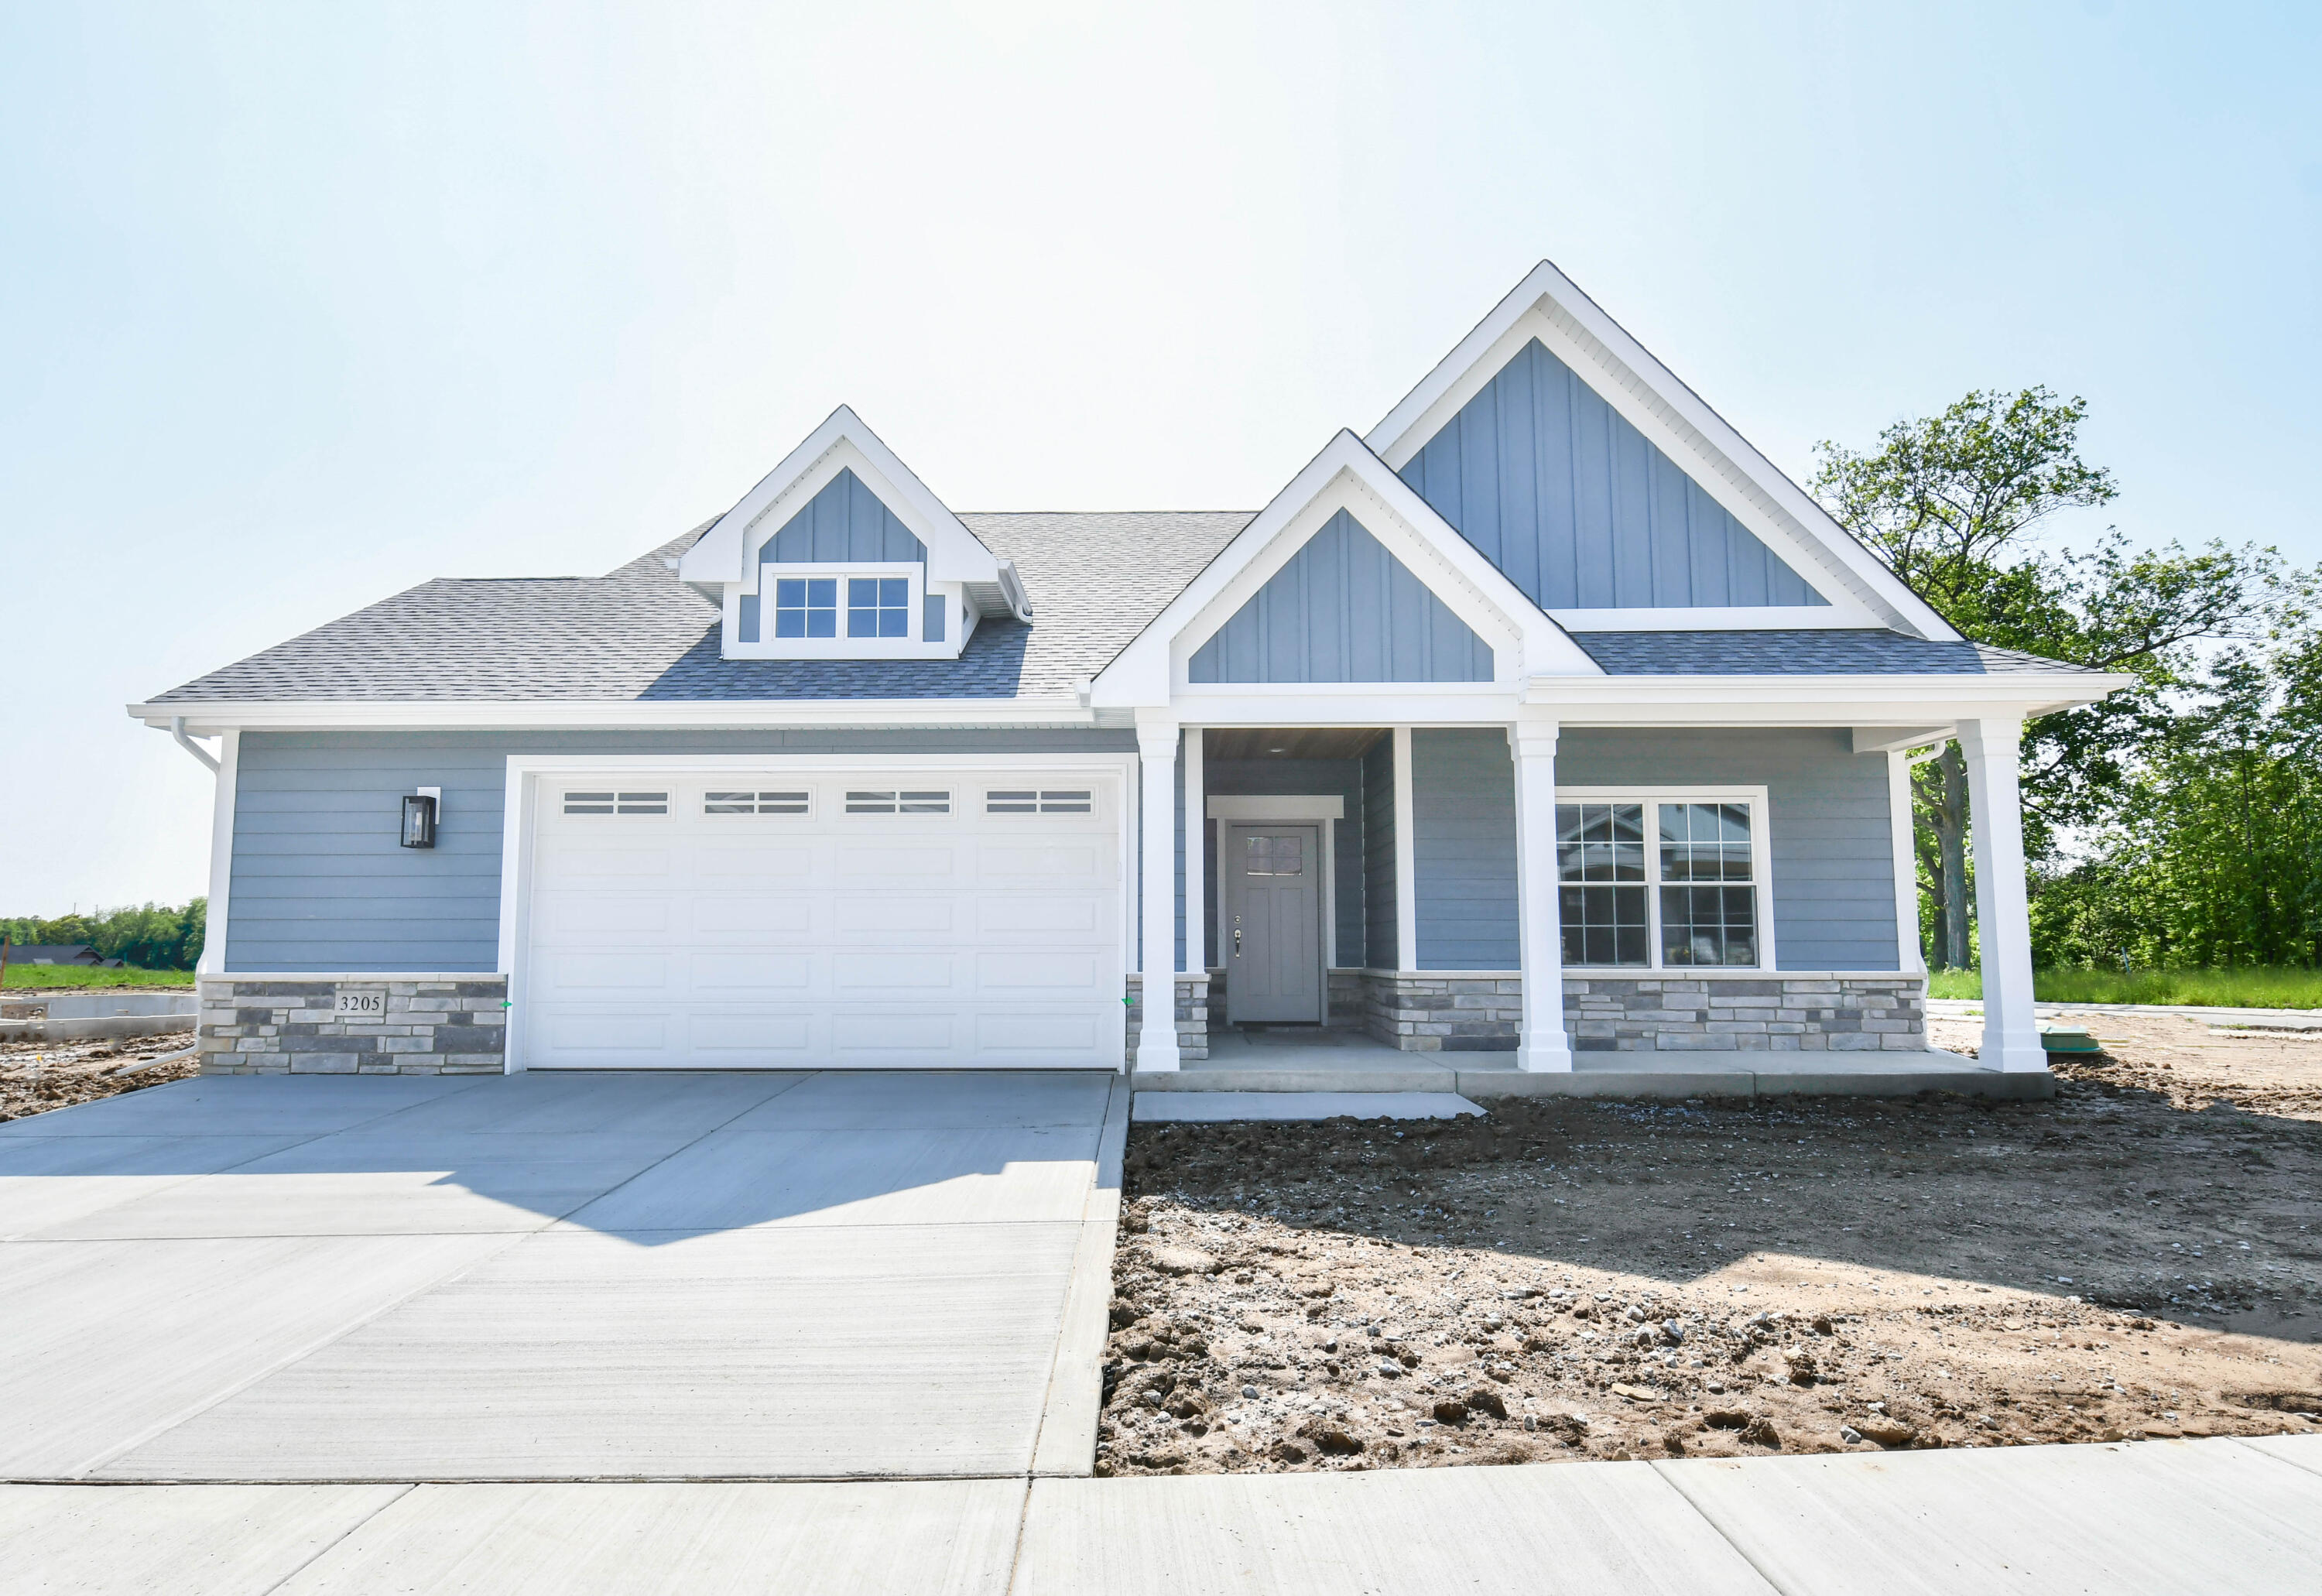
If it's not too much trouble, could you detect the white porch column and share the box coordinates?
[1509,714,1574,1072]
[1183,727,1205,974]
[1135,714,1183,1073]
[1959,715,2045,1071]
[197,730,240,976]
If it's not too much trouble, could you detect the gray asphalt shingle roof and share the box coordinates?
[1567,629,2095,676]
[148,521,2101,704]
[149,512,1252,704]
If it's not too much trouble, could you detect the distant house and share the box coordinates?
[2,944,119,967]
[134,261,2128,1080]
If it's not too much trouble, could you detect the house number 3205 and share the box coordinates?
[334,992,386,1016]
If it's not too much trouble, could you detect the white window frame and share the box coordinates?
[723,561,952,662]
[1553,785,1776,971]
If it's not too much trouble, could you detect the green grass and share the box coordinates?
[1925,965,2322,1009]
[1,964,197,990]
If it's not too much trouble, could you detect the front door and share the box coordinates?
[1223,823,1324,1022]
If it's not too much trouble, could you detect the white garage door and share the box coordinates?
[521,770,1125,1070]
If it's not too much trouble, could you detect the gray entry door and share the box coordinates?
[1223,823,1324,1023]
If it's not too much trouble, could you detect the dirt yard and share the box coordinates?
[1099,1011,2322,1474]
[0,1031,200,1122]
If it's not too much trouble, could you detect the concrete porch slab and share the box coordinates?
[1139,1039,2056,1100]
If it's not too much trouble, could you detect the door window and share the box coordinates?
[1245,834,1304,876]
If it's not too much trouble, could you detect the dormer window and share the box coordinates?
[677,410,1032,663]
[848,577,910,639]
[774,577,839,639]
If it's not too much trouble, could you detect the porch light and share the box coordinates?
[400,788,440,849]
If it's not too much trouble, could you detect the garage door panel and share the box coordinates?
[834,1012,954,1053]
[690,953,815,992]
[526,770,1121,1069]
[973,896,1102,937]
[542,844,674,882]
[834,954,956,992]
[537,895,673,936]
[546,953,672,992]
[690,898,815,936]
[835,845,958,883]
[693,843,816,882]
[834,897,957,934]
[974,1011,1103,1053]
[975,952,1102,993]
[689,1012,815,1053]
[977,844,1103,885]
[545,1012,670,1051]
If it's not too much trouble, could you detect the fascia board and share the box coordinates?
[676,406,1000,589]
[1363,262,1958,643]
[128,697,1097,735]
[1090,431,1601,707]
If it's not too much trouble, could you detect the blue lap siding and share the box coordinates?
[1402,727,1899,973]
[224,728,1136,972]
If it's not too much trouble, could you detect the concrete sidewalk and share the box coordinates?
[7,1436,2318,1594]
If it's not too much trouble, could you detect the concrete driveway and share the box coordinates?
[0,1070,1123,1482]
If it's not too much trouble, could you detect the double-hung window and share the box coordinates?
[1555,796,1762,968]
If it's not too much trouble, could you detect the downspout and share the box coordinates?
[170,717,221,773]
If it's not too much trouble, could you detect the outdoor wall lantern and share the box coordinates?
[400,787,441,849]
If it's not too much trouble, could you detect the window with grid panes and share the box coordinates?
[1554,799,1759,968]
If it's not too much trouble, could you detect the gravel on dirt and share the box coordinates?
[1098,1012,2322,1475]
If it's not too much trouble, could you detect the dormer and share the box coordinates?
[678,406,1031,660]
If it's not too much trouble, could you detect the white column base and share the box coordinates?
[1517,1036,1574,1073]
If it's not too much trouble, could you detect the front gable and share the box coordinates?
[1367,262,1961,639]
[1400,337,1830,612]
[1187,509,1492,683]
[1091,430,1601,708]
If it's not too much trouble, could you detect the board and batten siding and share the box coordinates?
[1397,338,1827,611]
[1187,511,1492,683]
[1401,727,1900,973]
[224,728,1138,973]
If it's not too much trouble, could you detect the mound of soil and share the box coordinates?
[1098,1014,2322,1474]
[2,1033,199,1122]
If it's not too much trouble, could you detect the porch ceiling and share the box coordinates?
[1204,728,1387,760]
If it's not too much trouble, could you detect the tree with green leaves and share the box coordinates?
[1813,387,2292,969]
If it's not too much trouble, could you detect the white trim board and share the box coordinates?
[197,730,239,977]
[1205,796,1345,820]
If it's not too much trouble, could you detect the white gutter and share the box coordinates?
[169,715,221,772]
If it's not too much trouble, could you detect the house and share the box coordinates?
[132,263,2128,1081]
[1,945,117,968]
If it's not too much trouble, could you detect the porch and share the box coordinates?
[1128,719,2048,1090]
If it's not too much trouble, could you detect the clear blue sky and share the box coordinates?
[4,1,2315,914]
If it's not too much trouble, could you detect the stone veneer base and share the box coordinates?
[1356,971,1926,1054]
[199,974,509,1075]
[1125,974,1211,1067]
